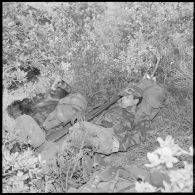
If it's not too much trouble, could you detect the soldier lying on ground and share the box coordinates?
[89,75,165,152]
[10,75,165,158]
[7,79,71,126]
[47,75,165,154]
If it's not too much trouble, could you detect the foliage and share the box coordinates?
[3,2,193,100]
[145,135,191,168]
[3,146,43,193]
[3,2,193,193]
[135,135,193,192]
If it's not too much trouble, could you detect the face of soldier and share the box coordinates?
[143,73,156,82]
[49,88,69,99]
[118,94,139,108]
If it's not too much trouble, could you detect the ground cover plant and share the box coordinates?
[3,2,193,192]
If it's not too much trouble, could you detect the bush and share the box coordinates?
[3,2,193,193]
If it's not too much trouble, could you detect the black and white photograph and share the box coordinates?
[3,2,193,192]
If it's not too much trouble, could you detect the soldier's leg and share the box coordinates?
[118,130,145,152]
[116,120,152,152]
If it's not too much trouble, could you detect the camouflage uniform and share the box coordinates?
[92,103,149,152]
[92,78,165,152]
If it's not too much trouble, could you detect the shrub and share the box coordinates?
[3,2,193,193]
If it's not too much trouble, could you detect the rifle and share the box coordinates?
[46,94,123,142]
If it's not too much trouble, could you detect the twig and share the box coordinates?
[144,47,161,79]
[109,170,120,192]
[59,166,66,192]
[69,123,87,179]
[65,163,72,192]
[151,53,161,78]
[65,122,87,191]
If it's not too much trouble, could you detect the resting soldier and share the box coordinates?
[9,72,165,157]
[59,75,165,155]
[90,75,165,152]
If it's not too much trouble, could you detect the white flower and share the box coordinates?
[156,147,173,156]
[145,152,160,167]
[156,147,178,168]
[145,147,178,168]
[157,135,189,156]
[145,136,193,192]
[157,135,175,148]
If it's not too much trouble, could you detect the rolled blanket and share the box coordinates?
[43,93,87,130]
[61,121,119,155]
[14,114,46,148]
[57,93,87,122]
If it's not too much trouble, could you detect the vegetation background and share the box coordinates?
[3,2,193,192]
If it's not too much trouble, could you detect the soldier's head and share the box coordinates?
[50,77,72,99]
[119,94,142,108]
[7,101,22,119]
[49,87,69,99]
